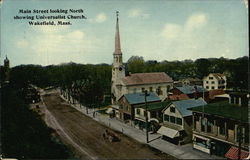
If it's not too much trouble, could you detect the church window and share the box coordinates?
[166,85,170,93]
[141,88,145,92]
[133,88,137,93]
[149,87,153,92]
[157,86,162,95]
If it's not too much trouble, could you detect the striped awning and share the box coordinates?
[225,146,249,160]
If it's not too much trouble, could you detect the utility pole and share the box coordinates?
[237,123,244,160]
[144,90,150,143]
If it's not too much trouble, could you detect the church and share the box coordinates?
[111,12,174,104]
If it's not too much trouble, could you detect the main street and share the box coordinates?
[41,90,175,160]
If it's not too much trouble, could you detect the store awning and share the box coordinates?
[157,126,180,138]
[225,146,249,160]
[106,108,114,114]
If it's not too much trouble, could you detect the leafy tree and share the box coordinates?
[127,56,145,73]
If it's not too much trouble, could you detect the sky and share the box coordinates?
[0,0,248,66]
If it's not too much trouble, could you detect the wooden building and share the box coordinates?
[117,92,161,123]
[158,98,207,145]
[190,92,249,158]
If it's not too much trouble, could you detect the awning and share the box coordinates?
[106,108,114,114]
[157,126,180,138]
[225,146,249,160]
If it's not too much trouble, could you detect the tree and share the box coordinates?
[127,56,145,73]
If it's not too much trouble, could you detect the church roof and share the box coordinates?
[122,72,173,86]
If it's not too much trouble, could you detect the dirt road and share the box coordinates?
[42,91,176,160]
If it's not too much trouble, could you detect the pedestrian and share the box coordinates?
[93,111,95,118]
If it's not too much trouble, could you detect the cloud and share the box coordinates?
[16,40,29,48]
[185,13,208,31]
[161,24,181,39]
[17,25,108,65]
[67,30,85,39]
[161,13,208,40]
[88,13,107,23]
[128,9,150,19]
[159,13,211,60]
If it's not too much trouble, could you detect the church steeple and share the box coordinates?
[114,11,121,55]
[111,11,125,104]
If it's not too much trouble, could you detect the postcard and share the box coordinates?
[0,0,249,159]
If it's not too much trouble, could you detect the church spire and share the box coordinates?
[114,11,121,55]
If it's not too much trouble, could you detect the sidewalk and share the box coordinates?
[60,93,224,159]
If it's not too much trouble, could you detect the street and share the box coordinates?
[41,90,175,160]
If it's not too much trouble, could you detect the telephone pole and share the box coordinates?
[144,90,150,143]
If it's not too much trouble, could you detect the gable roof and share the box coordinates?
[175,85,207,95]
[169,98,207,117]
[122,72,173,86]
[209,89,226,99]
[169,94,189,100]
[136,100,171,111]
[190,101,248,122]
[123,92,161,105]
[210,73,226,80]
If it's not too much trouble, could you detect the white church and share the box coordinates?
[111,12,174,104]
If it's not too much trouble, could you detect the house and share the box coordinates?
[117,92,161,124]
[169,85,209,102]
[111,12,173,104]
[203,73,227,90]
[190,92,249,158]
[158,98,207,145]
[179,78,202,86]
[208,89,228,103]
[134,101,171,132]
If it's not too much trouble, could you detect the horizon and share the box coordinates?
[5,55,248,68]
[0,0,248,67]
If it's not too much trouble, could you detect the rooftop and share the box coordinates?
[123,92,161,105]
[122,72,173,86]
[175,85,207,94]
[169,98,207,117]
[190,101,248,123]
[209,73,226,80]
[135,100,171,111]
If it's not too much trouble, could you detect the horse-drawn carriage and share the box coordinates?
[103,129,120,142]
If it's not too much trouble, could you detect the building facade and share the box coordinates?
[190,93,249,157]
[203,73,227,90]
[117,92,161,123]
[158,98,207,145]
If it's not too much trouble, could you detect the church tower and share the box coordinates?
[111,11,125,104]
[4,56,10,83]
